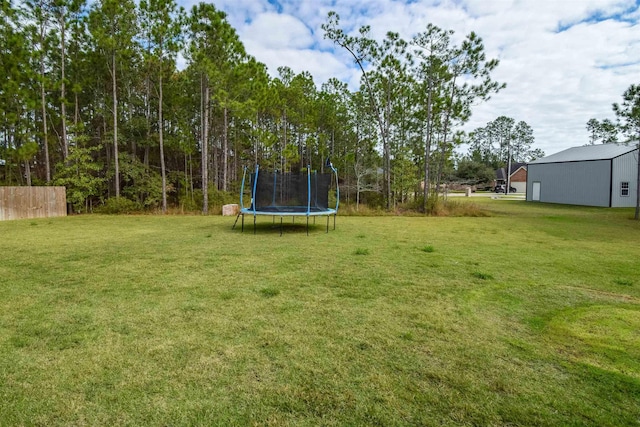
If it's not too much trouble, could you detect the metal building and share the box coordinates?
[526,144,638,207]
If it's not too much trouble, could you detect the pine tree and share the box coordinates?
[89,0,138,198]
[139,0,183,213]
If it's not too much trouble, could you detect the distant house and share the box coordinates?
[526,144,638,207]
[495,163,527,193]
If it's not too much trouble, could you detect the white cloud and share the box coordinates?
[199,0,639,155]
[241,12,314,50]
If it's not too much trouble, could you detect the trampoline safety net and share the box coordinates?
[250,171,332,213]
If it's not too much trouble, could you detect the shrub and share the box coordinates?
[95,197,140,214]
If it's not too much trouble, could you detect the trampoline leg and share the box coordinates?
[326,215,329,233]
[306,216,309,236]
[232,213,241,230]
[253,215,256,235]
[333,214,336,230]
[280,217,283,237]
[241,214,244,232]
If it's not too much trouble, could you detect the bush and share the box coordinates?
[206,189,237,214]
[178,190,202,213]
[338,203,391,216]
[95,197,140,214]
[173,189,238,214]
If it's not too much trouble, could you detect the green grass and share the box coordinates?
[1,201,639,425]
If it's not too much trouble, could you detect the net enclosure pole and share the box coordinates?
[307,165,311,215]
[329,162,339,212]
[252,164,259,234]
[329,162,339,230]
[307,166,311,235]
[233,166,248,230]
[252,164,259,216]
[272,170,277,207]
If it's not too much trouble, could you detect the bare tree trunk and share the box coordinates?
[112,51,120,198]
[436,77,457,196]
[145,61,151,169]
[25,160,32,186]
[223,106,228,191]
[282,110,287,171]
[254,113,259,166]
[40,58,50,183]
[60,11,68,159]
[213,127,218,191]
[159,71,167,213]
[422,81,433,212]
[74,92,79,127]
[202,74,209,214]
[385,80,392,210]
[299,128,303,170]
[233,119,238,182]
[189,153,194,202]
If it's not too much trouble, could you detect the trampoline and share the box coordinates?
[232,163,339,235]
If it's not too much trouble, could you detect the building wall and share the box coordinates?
[526,160,611,206]
[611,151,638,208]
[510,167,527,194]
[511,167,527,183]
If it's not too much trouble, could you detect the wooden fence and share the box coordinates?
[0,187,67,221]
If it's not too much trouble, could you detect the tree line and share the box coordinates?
[1,1,543,213]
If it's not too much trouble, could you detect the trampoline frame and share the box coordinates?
[232,164,339,235]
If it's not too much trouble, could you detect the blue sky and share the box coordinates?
[179,0,640,156]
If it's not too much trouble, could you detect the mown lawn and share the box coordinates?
[1,200,639,426]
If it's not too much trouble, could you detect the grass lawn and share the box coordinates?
[1,200,639,425]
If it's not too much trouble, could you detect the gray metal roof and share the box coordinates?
[529,143,637,164]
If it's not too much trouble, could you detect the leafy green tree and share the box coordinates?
[53,143,105,212]
[412,26,504,208]
[586,118,619,144]
[612,84,640,219]
[469,117,540,165]
[25,0,53,182]
[117,153,162,208]
[467,128,501,168]
[323,12,392,209]
[455,158,495,185]
[52,0,72,159]
[511,121,535,162]
[139,0,183,213]
[372,31,412,207]
[186,2,247,211]
[1,2,39,185]
[412,24,453,209]
[16,141,40,185]
[487,116,515,163]
[528,148,545,161]
[89,0,138,199]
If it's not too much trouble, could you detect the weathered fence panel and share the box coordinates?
[0,187,67,221]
